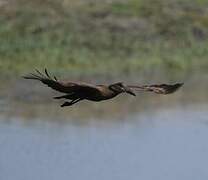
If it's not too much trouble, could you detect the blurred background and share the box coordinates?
[0,0,208,180]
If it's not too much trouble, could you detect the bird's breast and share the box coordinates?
[85,88,118,101]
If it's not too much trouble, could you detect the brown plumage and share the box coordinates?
[23,69,183,107]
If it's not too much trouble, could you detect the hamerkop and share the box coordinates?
[23,69,183,107]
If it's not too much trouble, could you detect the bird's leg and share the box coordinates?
[60,98,82,107]
[53,93,74,99]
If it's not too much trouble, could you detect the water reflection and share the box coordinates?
[2,86,208,126]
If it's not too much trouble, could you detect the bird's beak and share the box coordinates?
[124,87,136,96]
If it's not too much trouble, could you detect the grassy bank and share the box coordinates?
[0,0,208,77]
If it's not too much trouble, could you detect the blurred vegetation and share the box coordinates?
[0,0,208,77]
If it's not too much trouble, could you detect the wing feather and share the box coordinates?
[128,83,183,94]
[23,69,100,94]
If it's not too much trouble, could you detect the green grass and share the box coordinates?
[0,0,208,77]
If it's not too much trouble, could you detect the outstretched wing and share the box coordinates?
[128,83,183,94]
[23,69,101,94]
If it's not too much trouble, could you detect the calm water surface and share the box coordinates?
[0,103,208,180]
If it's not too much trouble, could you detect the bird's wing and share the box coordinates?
[127,83,183,94]
[23,69,101,94]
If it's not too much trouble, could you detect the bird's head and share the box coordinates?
[109,82,136,96]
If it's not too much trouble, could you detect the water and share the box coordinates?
[1,104,208,180]
[1,76,208,180]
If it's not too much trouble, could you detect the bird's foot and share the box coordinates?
[60,98,82,107]
[60,101,73,107]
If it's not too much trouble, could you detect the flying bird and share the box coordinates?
[23,69,183,107]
